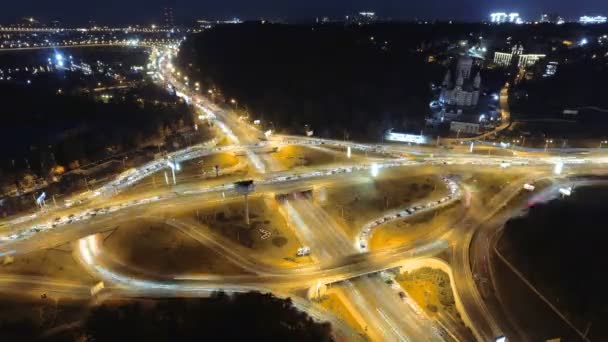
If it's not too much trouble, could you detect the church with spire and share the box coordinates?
[439,55,481,107]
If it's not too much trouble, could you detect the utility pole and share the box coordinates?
[244,192,250,225]
[235,180,255,225]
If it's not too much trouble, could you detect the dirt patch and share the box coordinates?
[103,220,246,276]
[187,197,312,268]
[318,292,364,333]
[273,145,350,170]
[0,246,96,285]
[370,204,461,250]
[320,173,447,238]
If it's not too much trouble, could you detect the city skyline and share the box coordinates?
[1,0,608,25]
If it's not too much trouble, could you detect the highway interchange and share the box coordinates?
[1,44,607,341]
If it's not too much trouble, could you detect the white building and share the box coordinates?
[384,130,428,144]
[580,16,607,24]
[543,61,558,77]
[490,12,523,24]
[494,45,545,68]
[450,121,480,135]
[439,55,481,107]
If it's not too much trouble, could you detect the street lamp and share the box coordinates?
[544,139,553,152]
[600,140,608,148]
[167,159,180,185]
[554,160,564,175]
[371,163,379,178]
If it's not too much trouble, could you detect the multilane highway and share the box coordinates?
[2,44,608,341]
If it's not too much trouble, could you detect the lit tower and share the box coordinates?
[163,4,175,28]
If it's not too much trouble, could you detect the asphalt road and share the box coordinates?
[4,46,608,342]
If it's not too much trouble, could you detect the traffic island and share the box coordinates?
[100,219,247,276]
[318,171,447,239]
[395,258,479,342]
[182,197,313,268]
[273,145,352,170]
[0,245,97,289]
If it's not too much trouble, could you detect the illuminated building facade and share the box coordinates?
[494,45,545,68]
[439,55,481,107]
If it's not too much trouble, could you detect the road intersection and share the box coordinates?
[1,45,607,341]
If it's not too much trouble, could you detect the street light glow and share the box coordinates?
[371,163,379,177]
[554,160,563,175]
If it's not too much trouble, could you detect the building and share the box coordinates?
[163,6,175,28]
[579,16,607,24]
[494,45,545,68]
[197,18,242,29]
[384,130,428,144]
[347,12,378,25]
[543,61,558,77]
[439,55,482,107]
[540,13,564,24]
[490,12,523,24]
[450,121,480,135]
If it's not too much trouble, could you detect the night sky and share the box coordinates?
[1,0,607,25]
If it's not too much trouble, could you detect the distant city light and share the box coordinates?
[580,16,607,24]
[371,163,379,177]
[490,12,521,24]
[385,130,427,144]
[580,38,589,46]
[359,12,375,17]
[554,160,564,175]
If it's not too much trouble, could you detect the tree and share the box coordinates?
[82,292,333,341]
